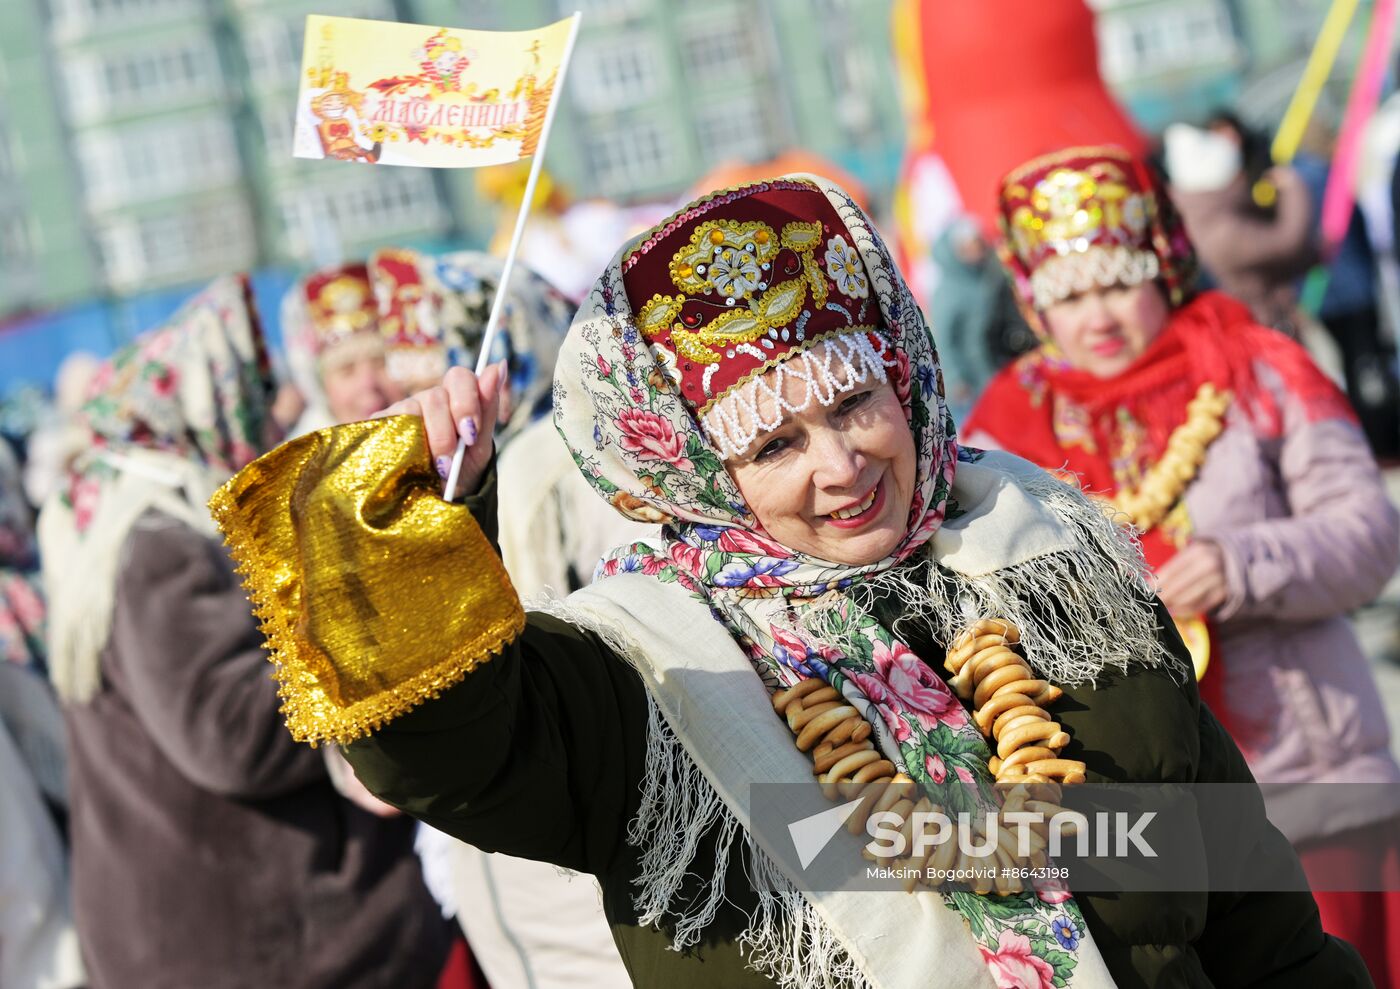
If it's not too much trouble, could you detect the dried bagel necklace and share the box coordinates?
[774,618,1085,897]
[1104,382,1231,533]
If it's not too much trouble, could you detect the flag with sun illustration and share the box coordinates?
[293,14,574,169]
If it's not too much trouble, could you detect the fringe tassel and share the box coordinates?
[524,593,872,987]
[627,694,740,947]
[740,843,874,989]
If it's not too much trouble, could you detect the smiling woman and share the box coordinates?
[212,175,1367,989]
[725,368,916,565]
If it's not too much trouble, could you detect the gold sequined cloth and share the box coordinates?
[208,416,524,745]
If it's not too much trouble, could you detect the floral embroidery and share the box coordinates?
[824,235,869,298]
[709,248,764,298]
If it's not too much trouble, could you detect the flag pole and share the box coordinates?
[444,11,582,499]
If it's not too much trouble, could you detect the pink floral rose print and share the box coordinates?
[925,753,947,784]
[669,542,705,576]
[978,930,1056,989]
[616,409,693,470]
[150,366,178,398]
[716,527,784,556]
[1036,884,1073,905]
[847,640,967,740]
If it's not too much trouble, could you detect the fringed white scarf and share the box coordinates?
[535,452,1172,988]
[40,450,227,703]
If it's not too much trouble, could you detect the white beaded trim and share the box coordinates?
[1030,245,1160,309]
[702,331,891,461]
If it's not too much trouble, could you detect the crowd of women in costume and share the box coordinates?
[2,143,1399,989]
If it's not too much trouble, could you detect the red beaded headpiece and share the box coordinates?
[621,178,891,458]
[296,263,377,355]
[996,145,1195,311]
[369,248,449,386]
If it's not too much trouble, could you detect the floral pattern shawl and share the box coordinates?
[425,250,577,439]
[555,176,1097,983]
[66,275,273,534]
[41,276,274,703]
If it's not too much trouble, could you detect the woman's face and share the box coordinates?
[725,357,917,566]
[1040,281,1170,379]
[320,336,405,424]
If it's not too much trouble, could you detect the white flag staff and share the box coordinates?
[443,10,582,501]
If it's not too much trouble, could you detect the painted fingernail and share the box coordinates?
[459,416,478,445]
[435,456,450,479]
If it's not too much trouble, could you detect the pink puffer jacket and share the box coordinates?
[1184,363,1400,844]
[967,359,1400,845]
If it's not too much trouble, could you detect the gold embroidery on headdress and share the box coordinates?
[637,218,828,365]
[1007,162,1150,260]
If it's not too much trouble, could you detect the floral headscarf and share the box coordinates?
[65,276,273,532]
[42,276,274,702]
[380,249,576,438]
[555,176,1096,981]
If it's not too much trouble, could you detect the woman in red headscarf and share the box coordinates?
[965,145,1400,985]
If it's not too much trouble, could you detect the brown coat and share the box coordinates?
[63,511,450,989]
[1171,168,1317,331]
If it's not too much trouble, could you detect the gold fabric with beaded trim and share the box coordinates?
[208,415,524,745]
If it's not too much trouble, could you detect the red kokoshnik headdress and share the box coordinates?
[620,179,892,459]
[996,145,1196,314]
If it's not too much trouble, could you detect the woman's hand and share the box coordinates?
[377,362,505,500]
[323,746,401,818]
[1155,540,1228,619]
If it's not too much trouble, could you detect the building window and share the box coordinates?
[76,115,241,209]
[276,170,448,259]
[1097,2,1237,82]
[95,197,256,289]
[62,35,222,121]
[680,22,757,81]
[572,35,662,113]
[827,48,877,136]
[49,0,202,41]
[242,15,304,90]
[242,1,395,92]
[259,103,297,159]
[693,93,773,165]
[583,117,679,195]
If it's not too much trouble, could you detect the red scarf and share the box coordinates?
[964,291,1354,570]
[965,291,1353,735]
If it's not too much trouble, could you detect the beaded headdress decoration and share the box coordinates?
[292,263,378,358]
[369,248,450,387]
[622,180,891,460]
[997,145,1195,312]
